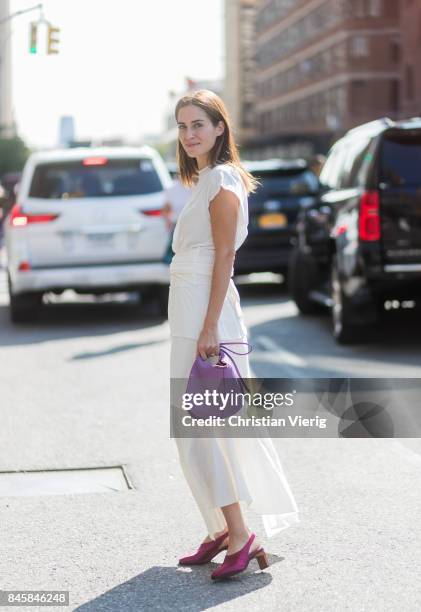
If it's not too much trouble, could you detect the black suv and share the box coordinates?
[288,117,421,343]
[234,159,319,276]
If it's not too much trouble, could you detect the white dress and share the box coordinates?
[168,163,300,539]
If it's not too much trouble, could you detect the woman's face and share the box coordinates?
[177,105,224,164]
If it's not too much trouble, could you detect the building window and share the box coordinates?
[384,0,399,18]
[405,65,415,100]
[351,36,369,57]
[334,43,346,69]
[368,0,382,16]
[354,0,365,17]
[300,59,312,75]
[390,39,400,63]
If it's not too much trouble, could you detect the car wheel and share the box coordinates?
[288,248,321,314]
[277,268,289,291]
[138,285,169,318]
[8,275,43,323]
[154,285,169,318]
[330,256,365,344]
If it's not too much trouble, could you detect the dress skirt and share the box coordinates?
[169,271,300,539]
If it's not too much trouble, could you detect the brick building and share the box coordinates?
[400,0,421,117]
[224,0,260,146]
[249,0,402,158]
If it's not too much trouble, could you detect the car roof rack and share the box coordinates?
[392,116,421,129]
[345,116,421,140]
[345,117,394,138]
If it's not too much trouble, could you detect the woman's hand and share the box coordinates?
[197,324,219,360]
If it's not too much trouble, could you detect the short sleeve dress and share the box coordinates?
[169,163,300,540]
[169,163,249,343]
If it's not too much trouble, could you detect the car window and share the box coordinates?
[29,158,163,199]
[380,134,421,186]
[335,143,352,189]
[339,138,371,188]
[250,169,319,197]
[320,143,345,189]
[351,139,375,187]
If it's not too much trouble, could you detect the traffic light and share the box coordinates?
[47,24,60,54]
[29,22,37,54]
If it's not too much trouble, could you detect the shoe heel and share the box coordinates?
[255,550,269,569]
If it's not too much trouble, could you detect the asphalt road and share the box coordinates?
[0,268,420,612]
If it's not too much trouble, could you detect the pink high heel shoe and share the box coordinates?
[178,530,229,565]
[211,533,269,580]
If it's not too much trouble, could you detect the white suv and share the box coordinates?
[4,146,173,322]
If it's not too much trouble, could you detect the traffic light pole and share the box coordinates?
[0,3,43,26]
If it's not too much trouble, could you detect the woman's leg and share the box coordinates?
[171,334,261,549]
[217,333,261,554]
[220,501,261,555]
[171,336,229,542]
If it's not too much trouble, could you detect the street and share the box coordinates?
[1,267,421,611]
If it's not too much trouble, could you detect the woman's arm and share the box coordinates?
[196,187,239,359]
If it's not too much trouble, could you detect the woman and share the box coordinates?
[169,90,299,580]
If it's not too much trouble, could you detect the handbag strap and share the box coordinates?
[219,341,252,355]
[218,342,252,394]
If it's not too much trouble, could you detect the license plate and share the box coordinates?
[86,233,115,247]
[258,213,287,229]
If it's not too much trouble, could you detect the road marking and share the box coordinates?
[254,334,307,367]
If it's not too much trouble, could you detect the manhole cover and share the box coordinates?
[0,466,132,497]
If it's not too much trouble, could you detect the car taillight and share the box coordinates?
[141,209,163,216]
[359,191,380,241]
[9,204,59,227]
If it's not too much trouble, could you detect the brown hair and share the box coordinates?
[174,89,259,194]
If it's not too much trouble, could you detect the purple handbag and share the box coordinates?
[185,342,252,420]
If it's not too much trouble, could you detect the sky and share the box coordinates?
[10,0,224,149]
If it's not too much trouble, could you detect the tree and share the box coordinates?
[0,130,31,178]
